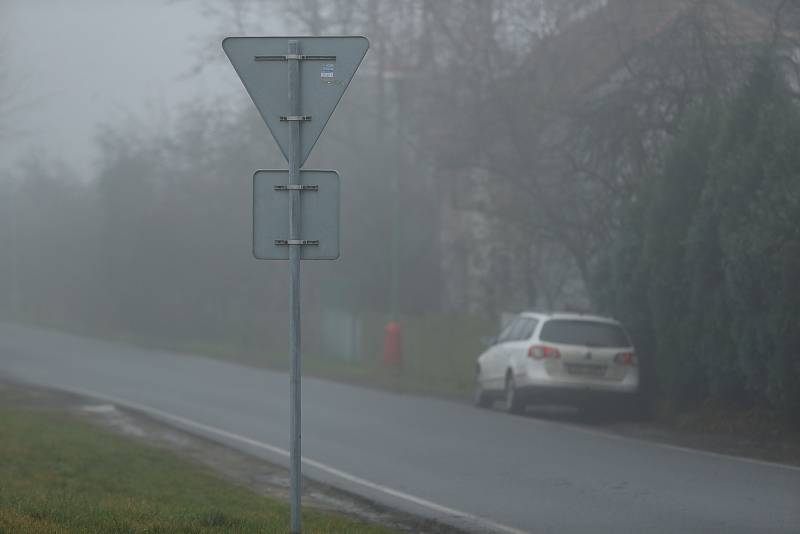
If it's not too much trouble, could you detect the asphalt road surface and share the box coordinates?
[1,322,798,534]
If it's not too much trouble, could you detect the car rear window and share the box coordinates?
[539,320,629,347]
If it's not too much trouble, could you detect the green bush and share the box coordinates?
[598,55,800,417]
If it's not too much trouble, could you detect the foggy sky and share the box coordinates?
[1,0,240,178]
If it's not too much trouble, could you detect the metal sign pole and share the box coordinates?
[287,39,303,534]
[223,35,368,534]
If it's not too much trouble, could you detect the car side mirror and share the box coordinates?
[481,336,497,348]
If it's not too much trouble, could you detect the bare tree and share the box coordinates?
[192,0,795,312]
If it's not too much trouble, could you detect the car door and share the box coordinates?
[503,318,538,379]
[492,317,532,385]
[477,341,501,390]
[486,317,521,389]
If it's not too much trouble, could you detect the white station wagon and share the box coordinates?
[474,312,639,414]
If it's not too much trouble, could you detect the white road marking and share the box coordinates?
[60,385,530,534]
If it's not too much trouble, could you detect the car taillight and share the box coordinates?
[528,345,561,360]
[614,352,637,366]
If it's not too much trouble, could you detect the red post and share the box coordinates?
[383,321,403,367]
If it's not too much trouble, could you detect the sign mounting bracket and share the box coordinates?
[274,184,319,192]
[275,239,320,246]
[254,54,337,61]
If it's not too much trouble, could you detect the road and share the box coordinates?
[0,322,798,534]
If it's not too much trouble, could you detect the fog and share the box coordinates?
[0,1,234,176]
[2,0,800,417]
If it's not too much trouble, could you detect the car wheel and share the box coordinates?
[474,367,492,408]
[504,373,524,414]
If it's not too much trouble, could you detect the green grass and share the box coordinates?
[0,404,398,534]
[348,314,495,398]
[225,313,495,399]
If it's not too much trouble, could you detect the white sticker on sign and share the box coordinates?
[321,63,335,79]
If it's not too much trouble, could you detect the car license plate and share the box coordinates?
[566,364,607,377]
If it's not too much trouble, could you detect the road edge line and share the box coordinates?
[58,384,530,534]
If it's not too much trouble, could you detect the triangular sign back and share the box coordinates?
[223,36,369,166]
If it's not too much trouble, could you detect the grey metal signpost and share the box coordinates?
[223,36,368,534]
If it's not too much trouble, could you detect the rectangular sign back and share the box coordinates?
[253,169,340,260]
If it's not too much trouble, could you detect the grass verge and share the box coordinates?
[0,396,398,534]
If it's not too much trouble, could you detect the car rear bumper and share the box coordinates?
[513,383,639,406]
[515,358,639,394]
[514,373,639,403]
